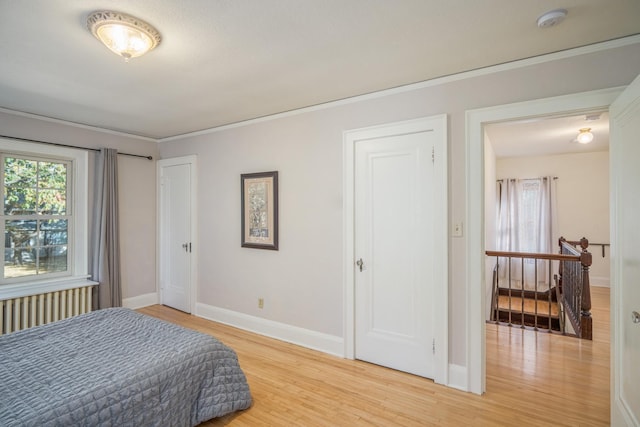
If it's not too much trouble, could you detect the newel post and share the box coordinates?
[579,246,593,340]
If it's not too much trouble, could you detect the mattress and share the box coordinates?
[0,307,252,426]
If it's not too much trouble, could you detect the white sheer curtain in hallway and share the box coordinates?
[496,176,557,290]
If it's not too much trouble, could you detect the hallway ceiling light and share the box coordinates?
[576,128,594,144]
[87,11,161,62]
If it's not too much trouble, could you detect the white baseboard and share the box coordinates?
[123,292,158,309]
[448,363,468,392]
[195,303,344,357]
[590,276,610,287]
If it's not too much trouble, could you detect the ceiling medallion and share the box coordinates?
[87,10,161,62]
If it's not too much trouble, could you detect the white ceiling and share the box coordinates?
[0,1,639,140]
[486,111,610,158]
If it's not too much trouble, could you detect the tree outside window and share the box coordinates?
[2,155,70,280]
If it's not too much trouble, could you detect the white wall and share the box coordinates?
[158,41,640,370]
[0,111,159,301]
[497,151,610,286]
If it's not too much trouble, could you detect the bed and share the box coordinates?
[0,307,252,426]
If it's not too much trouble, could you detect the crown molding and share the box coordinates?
[159,34,640,143]
[0,107,157,142]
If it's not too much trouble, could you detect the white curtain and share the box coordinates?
[91,148,122,308]
[496,177,557,290]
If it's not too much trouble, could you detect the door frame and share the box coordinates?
[157,155,198,313]
[343,115,448,385]
[465,87,623,395]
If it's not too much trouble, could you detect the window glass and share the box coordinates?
[2,155,70,281]
[519,180,540,254]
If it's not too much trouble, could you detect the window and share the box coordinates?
[518,179,542,254]
[0,138,89,294]
[2,155,71,281]
[496,176,556,289]
[496,177,554,255]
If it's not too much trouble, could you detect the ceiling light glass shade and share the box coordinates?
[87,11,161,61]
[576,128,594,144]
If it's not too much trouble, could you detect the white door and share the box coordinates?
[158,156,196,313]
[610,74,640,426]
[354,123,441,378]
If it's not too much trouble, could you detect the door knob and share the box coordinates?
[356,258,364,272]
[633,311,640,324]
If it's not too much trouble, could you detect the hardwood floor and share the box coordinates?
[496,294,559,316]
[138,287,610,426]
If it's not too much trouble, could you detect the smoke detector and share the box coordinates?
[537,9,568,28]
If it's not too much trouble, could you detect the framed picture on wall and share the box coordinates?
[241,171,279,250]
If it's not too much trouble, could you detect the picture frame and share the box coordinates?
[241,171,279,250]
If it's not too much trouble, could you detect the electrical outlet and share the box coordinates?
[453,222,463,237]
[258,298,264,309]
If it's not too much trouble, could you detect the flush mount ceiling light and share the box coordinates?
[576,128,594,144]
[537,9,568,28]
[87,11,161,62]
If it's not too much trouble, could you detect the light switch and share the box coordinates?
[453,222,463,237]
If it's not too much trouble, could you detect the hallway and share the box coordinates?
[485,286,610,425]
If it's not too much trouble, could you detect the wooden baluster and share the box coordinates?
[491,258,499,322]
[520,256,525,329]
[580,250,593,340]
[508,257,512,326]
[558,237,565,294]
[534,259,539,331]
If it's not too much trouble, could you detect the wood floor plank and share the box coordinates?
[138,286,610,426]
[497,295,559,316]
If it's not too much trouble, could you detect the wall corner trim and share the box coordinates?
[123,292,158,309]
[590,276,610,288]
[448,364,470,393]
[195,303,344,357]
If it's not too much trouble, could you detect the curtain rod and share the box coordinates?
[497,177,558,182]
[0,134,153,160]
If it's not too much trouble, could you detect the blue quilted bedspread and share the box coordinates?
[0,307,252,426]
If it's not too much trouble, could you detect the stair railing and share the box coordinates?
[558,237,593,340]
[486,242,593,339]
[485,250,576,333]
